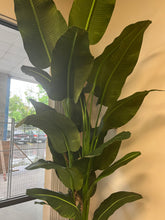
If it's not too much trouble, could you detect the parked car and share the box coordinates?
[26,130,47,143]
[14,131,29,144]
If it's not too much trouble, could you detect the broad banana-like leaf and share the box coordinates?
[100,90,155,131]
[57,166,83,191]
[93,141,121,170]
[93,191,142,220]
[96,152,141,182]
[17,101,65,159]
[29,99,53,114]
[16,109,80,154]
[88,20,151,106]
[86,131,131,157]
[26,159,60,170]
[51,27,93,102]
[27,188,81,219]
[68,96,84,132]
[26,159,83,191]
[14,0,67,68]
[69,0,116,44]
[72,158,89,176]
[88,152,140,198]
[89,171,97,198]
[21,66,54,99]
[48,138,66,166]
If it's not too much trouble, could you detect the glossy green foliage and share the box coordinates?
[26,159,60,170]
[51,27,93,102]
[14,0,67,68]
[17,103,80,154]
[22,27,94,103]
[93,141,121,170]
[27,159,84,190]
[69,0,116,44]
[96,152,141,182]
[87,131,131,158]
[88,131,131,170]
[21,66,53,99]
[88,20,151,106]
[100,90,155,132]
[93,191,142,220]
[27,188,81,219]
[14,0,153,219]
[87,152,141,199]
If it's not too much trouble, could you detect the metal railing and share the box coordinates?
[0,119,46,204]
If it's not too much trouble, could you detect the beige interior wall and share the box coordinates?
[0,0,15,20]
[90,1,165,220]
[2,0,165,219]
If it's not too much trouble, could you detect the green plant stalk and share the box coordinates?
[80,97,91,156]
[82,159,93,219]
[80,98,86,157]
[64,138,73,168]
[60,117,73,168]
[81,73,101,218]
[63,152,69,167]
[85,0,96,31]
[87,59,105,152]
[63,100,76,202]
[67,32,78,100]
[82,198,90,220]
[80,94,94,218]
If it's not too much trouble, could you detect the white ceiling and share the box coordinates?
[0,23,37,83]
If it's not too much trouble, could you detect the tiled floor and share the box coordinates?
[0,200,43,220]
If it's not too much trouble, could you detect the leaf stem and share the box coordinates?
[82,159,92,219]
[63,135,73,168]
[29,0,51,62]
[80,97,91,156]
[85,0,96,31]
[67,31,78,99]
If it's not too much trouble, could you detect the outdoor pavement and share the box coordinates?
[0,142,46,219]
[0,200,43,220]
[0,164,45,200]
[0,168,44,220]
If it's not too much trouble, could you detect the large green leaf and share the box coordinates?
[93,141,121,170]
[14,0,67,68]
[68,97,84,132]
[69,0,116,44]
[26,159,60,170]
[27,188,81,219]
[21,66,54,99]
[29,100,78,167]
[86,131,131,158]
[72,158,89,177]
[88,20,151,106]
[93,191,142,220]
[29,99,53,113]
[17,109,80,154]
[56,166,83,191]
[51,27,93,102]
[88,152,140,198]
[97,152,141,182]
[100,90,155,131]
[48,138,66,166]
[26,159,83,191]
